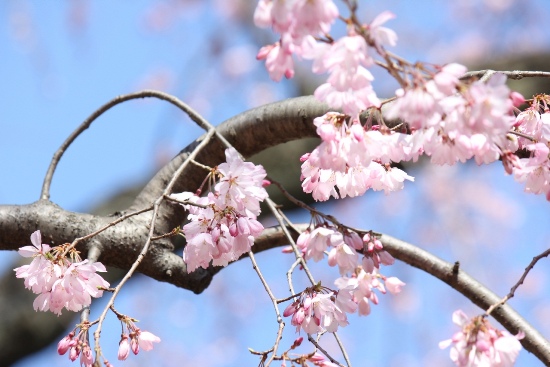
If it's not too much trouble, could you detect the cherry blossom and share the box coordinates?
[14,230,109,315]
[334,266,404,317]
[439,310,523,367]
[283,285,352,334]
[118,334,130,360]
[256,42,294,82]
[254,0,339,82]
[365,11,398,51]
[172,148,268,272]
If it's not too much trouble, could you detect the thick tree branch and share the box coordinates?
[1,96,328,292]
[1,94,549,363]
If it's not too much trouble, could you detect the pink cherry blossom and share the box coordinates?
[308,352,340,367]
[284,285,352,334]
[173,148,267,272]
[256,42,294,82]
[215,147,268,217]
[439,310,523,367]
[291,0,338,38]
[334,265,403,317]
[312,34,380,116]
[14,231,110,315]
[366,11,397,50]
[137,330,161,351]
[57,332,77,355]
[80,344,94,367]
[118,334,130,360]
[328,243,359,275]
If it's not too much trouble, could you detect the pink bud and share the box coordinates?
[229,223,238,237]
[281,245,294,253]
[283,303,296,317]
[262,179,271,187]
[327,248,338,267]
[303,296,312,310]
[292,308,305,325]
[350,123,364,141]
[57,332,75,355]
[69,346,79,361]
[118,335,130,361]
[367,241,374,252]
[131,336,139,355]
[510,91,525,107]
[80,344,93,367]
[211,226,221,242]
[345,231,363,250]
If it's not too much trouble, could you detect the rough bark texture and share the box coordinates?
[0,96,326,293]
[1,95,549,365]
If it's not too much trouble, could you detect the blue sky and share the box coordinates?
[3,1,550,366]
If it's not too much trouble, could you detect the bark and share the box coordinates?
[1,95,549,365]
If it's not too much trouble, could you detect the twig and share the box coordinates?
[40,89,232,201]
[486,247,550,316]
[251,224,550,365]
[286,259,302,299]
[265,198,315,285]
[307,335,345,367]
[248,250,285,367]
[163,194,209,209]
[61,206,153,257]
[332,332,352,367]
[461,69,550,81]
[93,127,217,361]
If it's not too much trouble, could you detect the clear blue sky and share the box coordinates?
[2,1,550,366]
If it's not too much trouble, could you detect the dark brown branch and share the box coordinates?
[3,96,329,294]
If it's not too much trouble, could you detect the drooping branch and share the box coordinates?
[0,96,329,293]
[129,95,327,236]
[1,91,549,363]
[249,224,550,366]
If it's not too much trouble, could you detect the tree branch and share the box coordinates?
[247,224,550,365]
[1,96,328,293]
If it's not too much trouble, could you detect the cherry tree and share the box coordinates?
[2,1,550,366]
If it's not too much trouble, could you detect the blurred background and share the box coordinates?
[1,1,550,366]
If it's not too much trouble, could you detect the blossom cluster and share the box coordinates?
[254,0,396,117]
[254,2,547,203]
[439,310,523,367]
[284,224,404,332]
[57,329,96,367]
[56,318,160,366]
[14,230,109,315]
[172,148,268,272]
[300,112,415,201]
[507,95,550,199]
[117,318,161,361]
